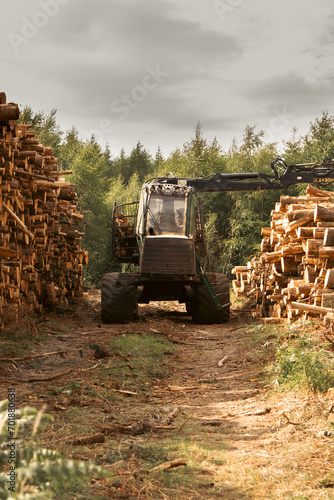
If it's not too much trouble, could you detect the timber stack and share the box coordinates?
[113,210,137,260]
[232,182,334,324]
[0,92,88,327]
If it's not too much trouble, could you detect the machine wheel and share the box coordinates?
[192,273,230,324]
[185,301,193,316]
[101,273,137,323]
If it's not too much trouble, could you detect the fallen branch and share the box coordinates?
[71,433,105,446]
[81,363,100,372]
[101,422,152,436]
[150,459,187,472]
[280,412,302,426]
[177,412,195,431]
[161,408,181,425]
[167,385,200,392]
[113,389,137,396]
[13,369,74,383]
[217,355,229,367]
[0,346,88,362]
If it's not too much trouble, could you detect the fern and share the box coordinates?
[0,400,109,499]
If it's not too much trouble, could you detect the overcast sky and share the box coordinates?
[1,0,334,157]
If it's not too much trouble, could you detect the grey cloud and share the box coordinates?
[244,73,333,113]
[19,0,242,138]
[33,0,242,93]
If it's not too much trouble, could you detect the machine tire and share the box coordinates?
[192,273,230,324]
[101,273,137,323]
[185,301,193,316]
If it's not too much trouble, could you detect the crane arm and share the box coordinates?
[152,158,334,192]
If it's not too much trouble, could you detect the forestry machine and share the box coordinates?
[101,157,334,324]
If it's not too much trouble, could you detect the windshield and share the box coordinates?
[147,193,186,235]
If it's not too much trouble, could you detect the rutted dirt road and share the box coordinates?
[1,290,334,499]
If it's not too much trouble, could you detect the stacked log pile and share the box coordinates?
[113,210,137,260]
[232,183,334,323]
[0,93,88,327]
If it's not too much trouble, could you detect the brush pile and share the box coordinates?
[233,183,334,323]
[0,92,87,327]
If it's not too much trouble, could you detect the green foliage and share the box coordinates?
[303,111,334,162]
[0,402,108,499]
[69,139,114,284]
[203,212,221,271]
[20,107,63,156]
[273,337,334,393]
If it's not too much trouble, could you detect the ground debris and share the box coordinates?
[71,433,105,446]
[150,459,187,472]
[101,422,153,436]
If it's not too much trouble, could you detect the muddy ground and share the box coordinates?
[1,290,334,499]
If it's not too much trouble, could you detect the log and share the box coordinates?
[34,179,71,189]
[297,227,314,239]
[260,251,282,264]
[306,184,334,198]
[0,103,20,121]
[313,228,326,239]
[296,284,311,296]
[317,221,334,228]
[287,209,314,221]
[281,243,303,256]
[324,228,334,246]
[319,247,334,259]
[286,215,314,232]
[281,256,297,273]
[314,205,334,223]
[322,293,334,308]
[71,433,105,446]
[232,266,248,274]
[324,269,334,289]
[2,203,34,240]
[290,301,334,315]
[302,238,322,256]
[281,195,333,204]
[304,266,318,284]
[261,227,272,236]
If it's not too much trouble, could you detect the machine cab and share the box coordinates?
[136,182,205,275]
[137,182,195,238]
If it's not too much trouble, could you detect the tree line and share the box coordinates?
[20,108,334,284]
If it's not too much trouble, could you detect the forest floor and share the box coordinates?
[1,290,334,499]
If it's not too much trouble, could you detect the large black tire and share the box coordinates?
[191,273,230,324]
[101,273,137,323]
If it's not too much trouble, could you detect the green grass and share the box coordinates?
[100,434,231,498]
[244,321,334,393]
[273,339,334,393]
[108,333,176,385]
[0,324,48,358]
[262,322,334,393]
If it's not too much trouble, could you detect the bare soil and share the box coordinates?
[1,290,334,499]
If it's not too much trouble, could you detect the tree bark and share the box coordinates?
[314,205,334,223]
[319,247,334,259]
[290,301,334,314]
[0,103,19,121]
[324,269,334,289]
[306,184,334,198]
[324,228,334,246]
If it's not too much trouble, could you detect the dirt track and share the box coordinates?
[1,290,334,499]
